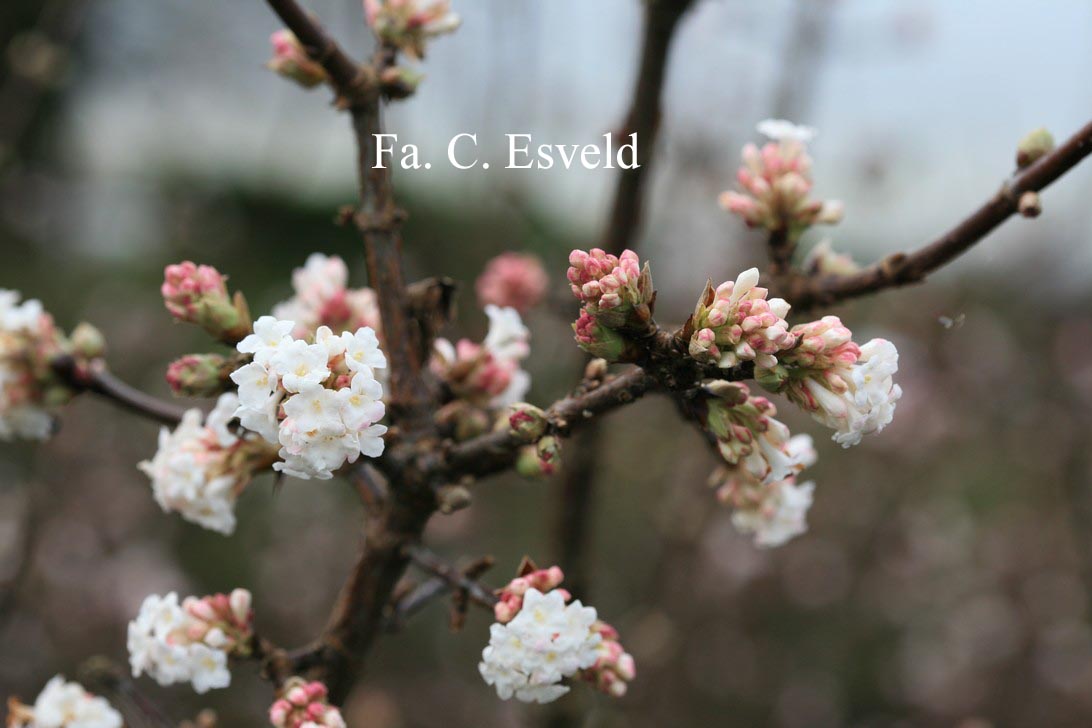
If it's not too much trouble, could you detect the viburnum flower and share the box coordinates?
[703,382,818,547]
[272,254,381,341]
[139,393,274,535]
[475,252,549,313]
[266,30,328,88]
[364,0,461,60]
[479,588,602,704]
[161,262,251,344]
[688,267,795,369]
[729,477,815,549]
[493,564,567,623]
[268,677,346,728]
[166,353,232,398]
[718,119,843,236]
[128,589,254,694]
[6,675,123,728]
[581,621,638,697]
[231,316,388,479]
[758,316,902,447]
[567,248,654,331]
[0,290,70,441]
[432,305,531,408]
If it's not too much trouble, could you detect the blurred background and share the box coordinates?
[2,0,1092,726]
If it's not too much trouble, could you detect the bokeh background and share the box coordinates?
[2,1,1092,726]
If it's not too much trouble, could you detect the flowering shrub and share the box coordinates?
[5,0,1090,723]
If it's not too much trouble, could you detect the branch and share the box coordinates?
[432,367,656,481]
[600,0,696,255]
[788,118,1092,310]
[403,544,498,609]
[265,0,431,422]
[556,0,696,603]
[51,356,186,426]
[264,0,376,104]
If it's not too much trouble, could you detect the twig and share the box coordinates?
[431,367,656,481]
[51,356,186,426]
[554,0,696,603]
[787,118,1092,310]
[264,0,376,105]
[403,544,498,609]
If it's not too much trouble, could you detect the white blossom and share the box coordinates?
[127,593,232,694]
[756,118,817,143]
[138,393,250,535]
[732,479,816,548]
[237,316,295,365]
[232,316,388,479]
[483,304,531,361]
[0,290,58,441]
[269,339,331,393]
[13,675,124,728]
[805,338,902,448]
[479,589,601,704]
[342,327,387,374]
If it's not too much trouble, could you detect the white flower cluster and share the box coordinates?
[479,588,601,704]
[0,290,55,441]
[127,592,232,694]
[231,316,387,479]
[8,676,122,728]
[434,304,531,408]
[139,393,251,534]
[730,435,817,548]
[805,339,902,448]
[272,253,381,340]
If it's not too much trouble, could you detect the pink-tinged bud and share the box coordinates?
[475,252,549,313]
[162,262,228,320]
[269,700,290,726]
[573,308,634,362]
[267,30,328,89]
[69,322,106,360]
[161,262,251,344]
[366,0,460,60]
[185,597,219,624]
[287,686,309,706]
[271,678,341,728]
[166,353,229,397]
[689,270,793,370]
[720,121,840,236]
[230,588,252,624]
[567,248,654,331]
[507,403,548,443]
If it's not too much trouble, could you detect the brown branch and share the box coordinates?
[403,544,498,609]
[51,356,186,426]
[788,118,1092,310]
[264,0,376,104]
[432,367,657,481]
[555,0,696,604]
[600,0,696,255]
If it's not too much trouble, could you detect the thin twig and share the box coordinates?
[51,356,186,426]
[403,544,498,609]
[787,118,1092,310]
[555,0,696,603]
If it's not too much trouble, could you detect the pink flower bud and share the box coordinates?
[230,588,252,624]
[267,30,328,88]
[475,253,549,313]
